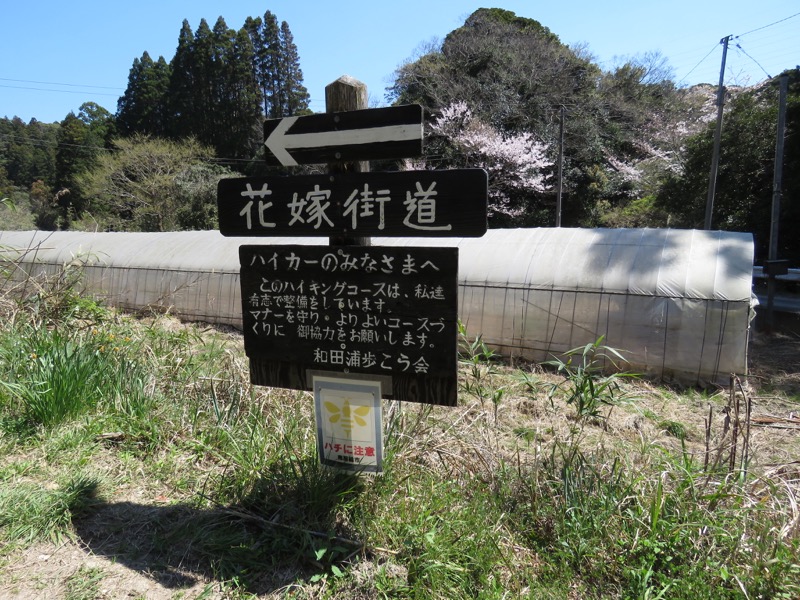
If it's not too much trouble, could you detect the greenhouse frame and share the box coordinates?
[0,227,755,386]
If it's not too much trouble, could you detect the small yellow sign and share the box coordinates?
[324,399,372,436]
[313,376,382,473]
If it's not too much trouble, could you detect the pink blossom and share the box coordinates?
[427,102,553,218]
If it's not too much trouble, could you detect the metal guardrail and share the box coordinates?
[752,267,800,282]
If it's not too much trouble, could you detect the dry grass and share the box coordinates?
[0,264,799,598]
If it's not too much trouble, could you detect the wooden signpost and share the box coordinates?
[218,75,487,410]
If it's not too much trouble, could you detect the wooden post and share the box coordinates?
[326,75,370,247]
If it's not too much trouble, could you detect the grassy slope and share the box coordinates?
[0,274,798,599]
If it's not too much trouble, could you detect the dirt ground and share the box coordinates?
[749,328,800,398]
[1,327,799,600]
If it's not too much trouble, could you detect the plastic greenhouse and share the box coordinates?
[0,227,755,386]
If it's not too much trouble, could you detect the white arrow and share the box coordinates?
[264,116,422,166]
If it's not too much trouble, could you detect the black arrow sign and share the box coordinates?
[263,104,423,166]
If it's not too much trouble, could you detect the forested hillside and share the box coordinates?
[0,10,308,232]
[0,8,797,262]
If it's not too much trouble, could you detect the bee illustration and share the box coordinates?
[325,399,371,436]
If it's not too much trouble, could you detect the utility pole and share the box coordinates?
[766,74,790,331]
[769,75,789,263]
[704,35,732,230]
[556,105,564,227]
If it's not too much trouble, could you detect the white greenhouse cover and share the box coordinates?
[0,227,754,385]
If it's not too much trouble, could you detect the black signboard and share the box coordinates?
[263,104,423,166]
[239,245,458,406]
[218,169,488,238]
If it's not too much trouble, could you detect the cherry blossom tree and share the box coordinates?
[410,101,553,224]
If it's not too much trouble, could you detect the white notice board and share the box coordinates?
[313,376,383,473]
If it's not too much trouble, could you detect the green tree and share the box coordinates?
[167,19,196,140]
[390,8,688,227]
[245,11,281,117]
[390,9,599,225]
[29,179,58,230]
[2,118,39,187]
[161,18,262,160]
[173,162,234,229]
[93,8,308,189]
[0,117,58,189]
[117,11,306,162]
[75,135,229,232]
[0,164,10,198]
[263,12,283,117]
[27,119,59,186]
[277,20,310,117]
[244,11,308,118]
[117,52,172,136]
[214,22,263,159]
[53,103,115,226]
[190,18,216,145]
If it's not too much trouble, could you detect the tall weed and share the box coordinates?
[544,336,636,422]
[0,325,151,431]
[510,439,800,598]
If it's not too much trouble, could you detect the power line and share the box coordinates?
[0,84,119,97]
[736,11,800,39]
[734,42,772,80]
[679,43,721,84]
[723,12,800,84]
[672,12,798,86]
[0,132,114,153]
[0,77,123,91]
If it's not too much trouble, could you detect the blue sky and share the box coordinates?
[1,1,798,123]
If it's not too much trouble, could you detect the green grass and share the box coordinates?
[0,271,798,598]
[0,473,100,546]
[63,565,105,600]
[0,326,151,430]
